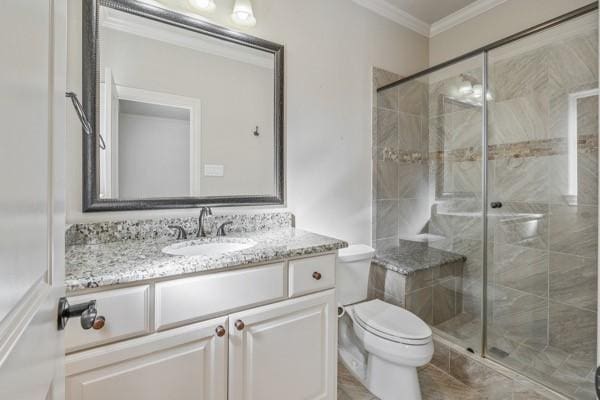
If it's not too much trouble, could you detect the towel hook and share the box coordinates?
[66,92,106,150]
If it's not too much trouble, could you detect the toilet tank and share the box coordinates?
[336,245,375,306]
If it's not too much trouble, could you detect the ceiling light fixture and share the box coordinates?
[189,0,216,12]
[232,0,256,27]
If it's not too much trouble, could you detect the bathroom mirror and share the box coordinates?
[82,0,284,211]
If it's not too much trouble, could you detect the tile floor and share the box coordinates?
[337,360,480,400]
[434,312,596,399]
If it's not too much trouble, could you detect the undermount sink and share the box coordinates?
[162,239,256,257]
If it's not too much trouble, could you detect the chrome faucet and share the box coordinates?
[168,225,188,240]
[197,207,213,238]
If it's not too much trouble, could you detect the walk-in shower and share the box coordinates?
[373,3,599,398]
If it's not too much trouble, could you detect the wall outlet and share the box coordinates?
[204,164,224,177]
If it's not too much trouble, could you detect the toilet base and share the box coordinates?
[365,354,422,400]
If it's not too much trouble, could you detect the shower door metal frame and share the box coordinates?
[377,2,598,93]
[480,51,489,357]
[376,1,599,363]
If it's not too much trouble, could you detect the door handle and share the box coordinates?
[595,366,600,398]
[57,297,106,331]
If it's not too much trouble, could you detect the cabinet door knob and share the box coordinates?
[235,320,245,331]
[312,271,322,280]
[215,325,226,337]
[92,316,106,330]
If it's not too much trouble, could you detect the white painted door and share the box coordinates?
[65,317,228,400]
[0,0,67,399]
[228,290,337,400]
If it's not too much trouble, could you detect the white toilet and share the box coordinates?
[337,245,433,400]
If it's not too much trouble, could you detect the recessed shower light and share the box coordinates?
[232,0,257,26]
[189,0,216,12]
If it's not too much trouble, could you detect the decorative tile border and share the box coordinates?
[379,135,598,163]
[66,212,295,245]
[431,147,481,162]
[381,148,426,163]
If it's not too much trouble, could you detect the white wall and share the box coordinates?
[66,0,428,245]
[429,0,592,65]
[118,112,190,199]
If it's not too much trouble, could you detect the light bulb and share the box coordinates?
[472,84,483,98]
[232,0,256,26]
[235,11,250,20]
[458,82,473,95]
[189,0,216,12]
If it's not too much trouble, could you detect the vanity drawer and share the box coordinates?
[288,254,336,297]
[65,286,151,353]
[155,263,286,330]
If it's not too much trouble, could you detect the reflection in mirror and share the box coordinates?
[87,1,283,209]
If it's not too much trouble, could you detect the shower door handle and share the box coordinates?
[595,366,600,398]
[490,202,502,209]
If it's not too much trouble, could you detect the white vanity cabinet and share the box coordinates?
[66,316,228,400]
[65,286,151,353]
[228,290,336,400]
[65,254,337,400]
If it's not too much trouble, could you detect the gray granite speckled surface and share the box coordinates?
[372,239,466,275]
[66,212,294,246]
[66,228,347,292]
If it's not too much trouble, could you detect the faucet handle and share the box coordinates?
[168,225,188,240]
[216,221,233,237]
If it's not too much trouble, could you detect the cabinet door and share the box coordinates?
[66,316,228,400]
[229,289,337,400]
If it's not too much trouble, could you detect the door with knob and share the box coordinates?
[228,290,336,400]
[0,1,67,399]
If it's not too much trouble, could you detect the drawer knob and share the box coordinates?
[235,320,245,331]
[92,316,106,330]
[312,271,322,280]
[215,325,226,337]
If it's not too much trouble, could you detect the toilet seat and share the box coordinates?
[352,299,432,346]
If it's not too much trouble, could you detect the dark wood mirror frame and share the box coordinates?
[82,0,284,212]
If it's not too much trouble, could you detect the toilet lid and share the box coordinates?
[353,299,432,342]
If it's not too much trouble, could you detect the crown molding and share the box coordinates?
[99,7,274,69]
[352,0,430,37]
[353,0,507,38]
[430,0,507,37]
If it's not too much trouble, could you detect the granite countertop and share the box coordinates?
[65,228,347,292]
[372,240,466,275]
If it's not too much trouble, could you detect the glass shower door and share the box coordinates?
[374,55,486,353]
[424,57,486,354]
[486,10,599,398]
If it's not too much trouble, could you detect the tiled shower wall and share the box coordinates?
[372,17,598,399]
[373,68,430,251]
